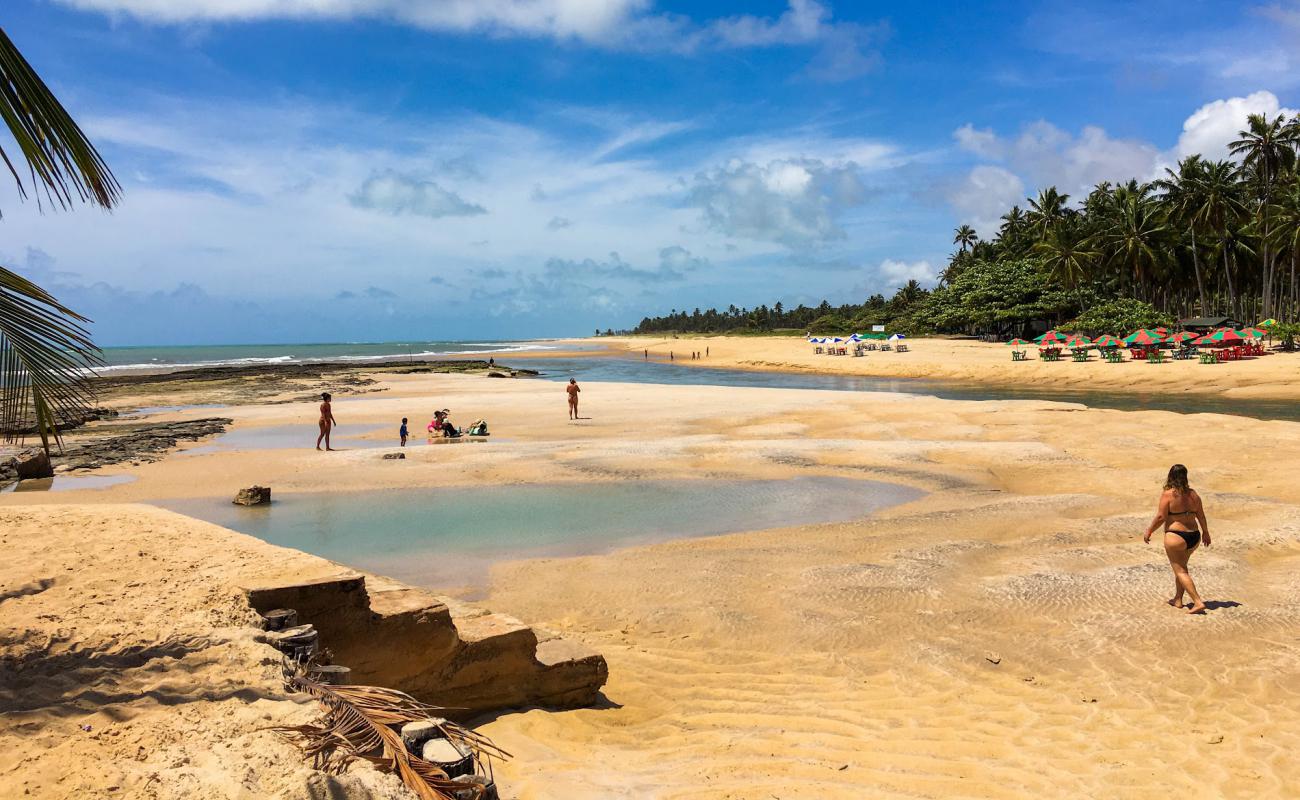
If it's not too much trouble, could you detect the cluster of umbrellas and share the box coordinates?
[809,333,907,344]
[1009,321,1274,350]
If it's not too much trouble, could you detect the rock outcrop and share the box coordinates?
[233,486,272,506]
[243,574,607,719]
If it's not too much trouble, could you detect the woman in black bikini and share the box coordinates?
[1143,464,1211,614]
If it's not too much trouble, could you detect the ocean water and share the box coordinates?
[165,477,922,593]
[96,340,571,372]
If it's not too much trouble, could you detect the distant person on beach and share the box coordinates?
[399,417,408,447]
[315,393,337,451]
[1144,464,1211,614]
[567,378,581,419]
[644,349,648,360]
[430,409,459,437]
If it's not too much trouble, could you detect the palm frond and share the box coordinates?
[270,676,510,800]
[0,265,102,454]
[0,25,121,213]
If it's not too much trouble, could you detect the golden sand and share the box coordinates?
[4,363,1300,798]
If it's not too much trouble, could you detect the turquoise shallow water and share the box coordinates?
[164,477,921,593]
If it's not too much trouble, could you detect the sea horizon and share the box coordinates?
[94,338,578,372]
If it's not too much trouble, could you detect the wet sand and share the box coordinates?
[3,367,1300,798]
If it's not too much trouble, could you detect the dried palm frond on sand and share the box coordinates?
[270,675,510,800]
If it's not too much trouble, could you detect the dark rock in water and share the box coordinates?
[53,417,233,473]
[513,368,540,376]
[233,486,271,506]
[486,371,509,378]
[382,452,406,460]
[14,449,53,480]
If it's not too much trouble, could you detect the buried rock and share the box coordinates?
[14,449,53,481]
[233,486,271,506]
[381,452,406,460]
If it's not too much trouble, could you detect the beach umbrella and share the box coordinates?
[1196,329,1243,345]
[1005,338,1031,346]
[1035,330,1066,345]
[1258,318,1277,329]
[1168,331,1198,344]
[1063,334,1092,348]
[1154,326,1170,336]
[1238,327,1265,339]
[889,333,905,341]
[1093,334,1121,348]
[1123,329,1165,346]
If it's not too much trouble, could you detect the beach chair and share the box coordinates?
[1011,350,1027,361]
[881,343,892,351]
[896,343,909,353]
[1147,349,1166,364]
[1199,351,1218,364]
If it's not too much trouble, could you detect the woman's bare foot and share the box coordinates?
[1167,597,1184,608]
[1186,602,1207,614]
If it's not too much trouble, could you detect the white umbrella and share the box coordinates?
[888,333,906,341]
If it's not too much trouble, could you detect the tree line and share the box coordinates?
[631,112,1300,339]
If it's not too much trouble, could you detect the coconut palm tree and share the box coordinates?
[1033,223,1096,307]
[1230,113,1300,318]
[1193,159,1248,317]
[1026,187,1072,240]
[1155,156,1210,315]
[1,25,119,454]
[1087,185,1169,300]
[953,224,978,254]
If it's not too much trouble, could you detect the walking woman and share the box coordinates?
[315,392,338,451]
[1143,464,1211,614]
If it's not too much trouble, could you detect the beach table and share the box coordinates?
[881,343,892,351]
[1011,350,1028,361]
[1147,349,1166,364]
[896,343,909,353]
[1103,349,1124,363]
[1199,351,1219,364]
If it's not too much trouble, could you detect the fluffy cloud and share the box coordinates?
[945,165,1024,234]
[1174,91,1300,161]
[546,216,574,230]
[686,158,868,247]
[877,259,936,287]
[349,170,486,218]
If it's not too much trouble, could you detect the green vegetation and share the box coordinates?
[632,112,1300,339]
[1,26,116,453]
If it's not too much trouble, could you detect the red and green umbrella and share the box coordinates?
[1034,330,1066,345]
[1123,329,1165,346]
[1093,334,1121,348]
[1168,331,1198,344]
[1006,338,1031,346]
[1064,334,1093,348]
[1195,329,1244,346]
[1238,327,1265,339]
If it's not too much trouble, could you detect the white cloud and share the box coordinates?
[1174,91,1300,161]
[349,170,486,218]
[877,259,936,287]
[56,0,885,73]
[946,165,1024,232]
[686,157,868,246]
[952,124,1004,160]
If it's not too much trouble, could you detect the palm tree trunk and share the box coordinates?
[1224,248,1238,319]
[1190,228,1208,315]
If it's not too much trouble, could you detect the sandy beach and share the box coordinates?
[4,360,1300,798]
[581,334,1300,401]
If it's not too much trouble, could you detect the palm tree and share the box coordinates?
[1155,156,1210,314]
[1033,224,1096,307]
[1230,113,1300,318]
[1026,187,1072,240]
[1194,160,1248,318]
[953,224,978,254]
[1087,186,1169,301]
[1,26,119,455]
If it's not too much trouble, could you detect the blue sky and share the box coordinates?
[2,1,1299,345]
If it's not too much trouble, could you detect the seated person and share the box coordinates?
[432,409,460,438]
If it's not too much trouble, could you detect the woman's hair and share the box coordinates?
[1165,463,1191,495]
[321,392,331,401]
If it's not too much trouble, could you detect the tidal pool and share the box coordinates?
[163,477,920,594]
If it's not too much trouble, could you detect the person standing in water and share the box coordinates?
[1144,464,1211,614]
[566,378,581,420]
[316,392,338,451]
